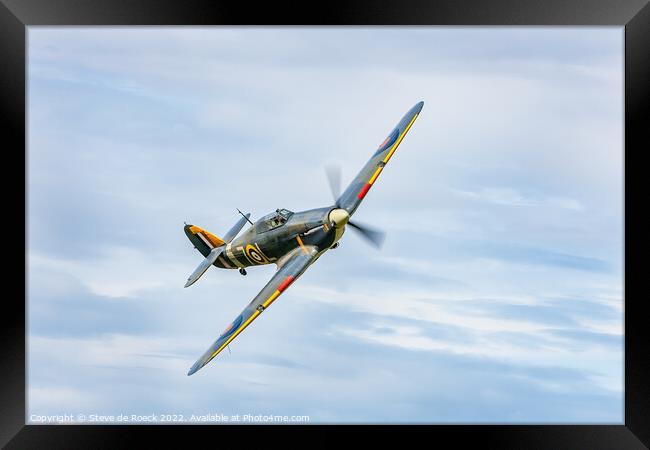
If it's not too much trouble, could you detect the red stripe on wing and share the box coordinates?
[357,183,371,200]
[277,275,295,293]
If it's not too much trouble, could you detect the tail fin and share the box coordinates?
[184,225,226,258]
[184,212,251,258]
[183,214,252,287]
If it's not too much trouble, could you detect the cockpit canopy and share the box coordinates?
[256,208,293,233]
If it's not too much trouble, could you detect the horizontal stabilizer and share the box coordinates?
[223,212,251,243]
[185,247,223,288]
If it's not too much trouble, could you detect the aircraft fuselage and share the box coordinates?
[191,206,343,270]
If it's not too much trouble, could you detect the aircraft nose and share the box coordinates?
[328,208,350,228]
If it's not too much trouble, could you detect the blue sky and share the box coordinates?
[27,27,623,423]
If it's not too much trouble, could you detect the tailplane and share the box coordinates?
[185,246,224,287]
[183,211,252,287]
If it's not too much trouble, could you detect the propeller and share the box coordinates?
[325,164,342,201]
[324,165,386,249]
[347,220,385,248]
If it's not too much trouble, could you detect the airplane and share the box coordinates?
[184,101,424,375]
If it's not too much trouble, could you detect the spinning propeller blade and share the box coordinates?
[347,220,386,248]
[325,165,385,249]
[325,164,342,205]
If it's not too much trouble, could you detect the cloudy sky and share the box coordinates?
[27,27,623,423]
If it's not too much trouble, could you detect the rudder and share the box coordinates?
[184,224,226,258]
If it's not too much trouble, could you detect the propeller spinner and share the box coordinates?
[325,166,386,248]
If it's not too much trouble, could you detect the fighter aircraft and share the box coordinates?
[184,101,424,375]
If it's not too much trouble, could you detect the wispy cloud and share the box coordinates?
[452,187,584,210]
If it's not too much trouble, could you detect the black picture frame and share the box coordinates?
[2,0,647,447]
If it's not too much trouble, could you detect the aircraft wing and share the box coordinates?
[187,245,320,375]
[337,101,423,216]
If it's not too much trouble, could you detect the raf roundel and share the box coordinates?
[245,244,269,265]
[373,128,399,157]
[220,314,244,339]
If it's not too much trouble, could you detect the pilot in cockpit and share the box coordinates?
[257,208,293,233]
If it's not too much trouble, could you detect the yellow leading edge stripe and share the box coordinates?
[209,310,260,359]
[208,286,284,360]
[383,113,418,164]
[263,290,282,308]
[368,113,419,186]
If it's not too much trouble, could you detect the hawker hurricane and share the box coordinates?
[184,101,423,375]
